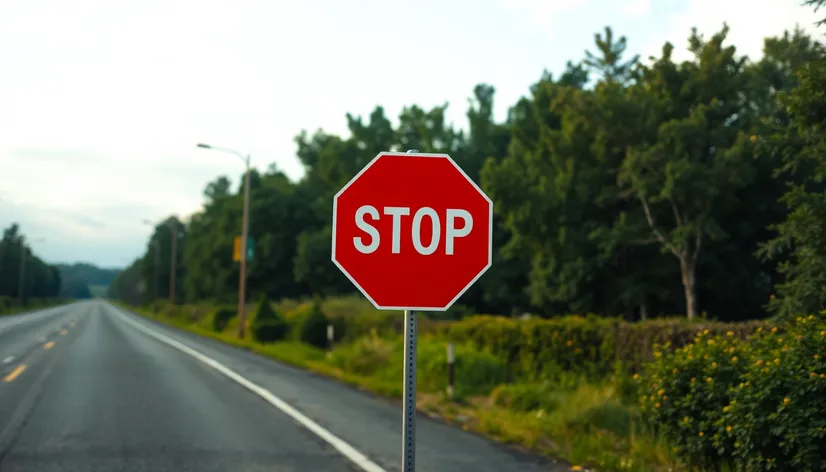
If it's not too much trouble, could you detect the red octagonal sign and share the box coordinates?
[332,152,493,311]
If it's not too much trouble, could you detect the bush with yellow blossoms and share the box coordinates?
[723,313,826,471]
[638,329,751,469]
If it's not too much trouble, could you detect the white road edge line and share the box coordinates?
[109,303,388,472]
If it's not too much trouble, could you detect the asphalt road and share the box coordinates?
[0,300,562,472]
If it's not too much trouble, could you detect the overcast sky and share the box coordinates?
[0,0,820,268]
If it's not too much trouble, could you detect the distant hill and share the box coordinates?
[55,263,121,299]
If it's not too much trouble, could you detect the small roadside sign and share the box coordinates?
[232,236,254,262]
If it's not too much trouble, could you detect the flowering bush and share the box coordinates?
[724,314,826,471]
[639,313,826,471]
[638,329,753,468]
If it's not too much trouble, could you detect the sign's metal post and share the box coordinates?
[401,147,419,472]
[402,309,417,472]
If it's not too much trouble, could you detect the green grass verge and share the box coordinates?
[113,301,679,472]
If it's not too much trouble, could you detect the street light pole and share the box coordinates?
[198,143,252,339]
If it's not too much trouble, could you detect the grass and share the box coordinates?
[114,299,681,472]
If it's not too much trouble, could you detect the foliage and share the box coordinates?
[104,24,826,323]
[725,314,826,471]
[639,314,826,471]
[54,262,119,299]
[637,330,752,468]
[210,306,236,332]
[438,314,765,381]
[291,299,330,348]
[0,224,62,302]
[250,294,288,343]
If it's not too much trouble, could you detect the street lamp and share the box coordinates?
[197,142,252,339]
[144,218,180,305]
[19,236,45,303]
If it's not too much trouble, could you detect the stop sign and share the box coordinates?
[332,152,493,311]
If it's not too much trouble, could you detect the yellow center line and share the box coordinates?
[44,341,55,350]
[3,364,26,382]
[60,329,68,336]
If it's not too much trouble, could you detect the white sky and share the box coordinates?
[0,0,820,267]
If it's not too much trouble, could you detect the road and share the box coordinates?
[0,300,562,472]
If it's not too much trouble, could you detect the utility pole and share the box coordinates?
[238,164,251,338]
[152,239,161,301]
[197,143,252,339]
[168,220,178,305]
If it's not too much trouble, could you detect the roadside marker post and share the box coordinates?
[331,149,493,471]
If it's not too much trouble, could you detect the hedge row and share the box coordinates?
[434,315,768,380]
[147,298,769,381]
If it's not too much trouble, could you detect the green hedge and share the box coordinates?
[435,315,768,381]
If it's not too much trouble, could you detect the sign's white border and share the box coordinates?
[331,151,494,312]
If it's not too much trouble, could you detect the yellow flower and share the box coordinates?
[774,358,780,365]
[820,374,825,379]
[723,406,729,412]
[756,359,764,366]
[749,135,757,142]
[707,339,715,345]
[772,327,778,333]
[655,402,661,408]
[566,340,573,347]
[574,348,581,354]
[820,330,825,336]
[683,416,689,423]
[815,354,820,360]
[811,372,817,378]
[726,331,734,336]
[571,466,582,471]
[703,329,709,335]
[699,431,704,437]
[658,389,665,396]
[783,397,790,405]
[808,315,815,320]
[732,356,739,363]
[690,377,696,383]
[711,362,718,368]
[673,368,679,374]
[726,425,732,432]
[663,395,668,400]
[633,373,640,380]
[706,377,713,383]
[757,327,763,333]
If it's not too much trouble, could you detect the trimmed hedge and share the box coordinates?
[435,315,768,381]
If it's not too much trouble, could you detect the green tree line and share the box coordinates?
[110,19,826,322]
[0,223,62,302]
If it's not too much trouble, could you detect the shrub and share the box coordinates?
[438,315,767,384]
[250,295,288,343]
[725,314,826,471]
[327,330,395,376]
[414,340,509,396]
[637,329,753,469]
[210,306,236,332]
[491,383,565,412]
[293,300,330,348]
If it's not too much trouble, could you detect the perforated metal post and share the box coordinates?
[402,309,417,472]
[401,148,419,472]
